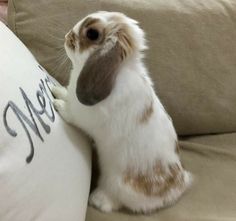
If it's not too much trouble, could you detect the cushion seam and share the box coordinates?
[11,0,17,35]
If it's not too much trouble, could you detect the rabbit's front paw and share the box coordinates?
[51,86,67,100]
[89,188,120,213]
[53,99,71,123]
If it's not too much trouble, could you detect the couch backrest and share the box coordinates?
[8,0,236,135]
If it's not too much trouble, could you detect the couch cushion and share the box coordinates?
[87,132,236,221]
[0,1,7,24]
[7,0,236,136]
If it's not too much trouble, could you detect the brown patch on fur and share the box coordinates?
[78,17,105,52]
[66,14,137,55]
[65,30,79,50]
[106,14,136,60]
[124,162,185,197]
[117,25,134,60]
[68,14,136,56]
[140,101,154,123]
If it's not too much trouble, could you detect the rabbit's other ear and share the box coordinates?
[76,41,122,106]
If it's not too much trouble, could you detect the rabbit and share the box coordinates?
[52,11,192,213]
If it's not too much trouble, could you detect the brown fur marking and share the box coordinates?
[65,30,78,50]
[68,15,136,57]
[117,25,134,59]
[140,101,154,123]
[124,162,185,197]
[78,17,105,52]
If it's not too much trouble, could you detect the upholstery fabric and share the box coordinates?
[7,0,236,135]
[0,1,7,24]
[6,1,236,220]
[87,133,236,221]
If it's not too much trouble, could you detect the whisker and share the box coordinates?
[54,45,65,50]
[46,32,65,42]
[57,50,68,60]
[54,49,66,59]
[53,57,68,70]
[50,55,69,76]
[64,60,72,76]
[54,47,67,59]
[47,21,70,33]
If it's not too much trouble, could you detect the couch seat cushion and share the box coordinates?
[86,133,236,221]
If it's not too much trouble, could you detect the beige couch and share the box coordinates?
[7,0,236,220]
[0,0,7,24]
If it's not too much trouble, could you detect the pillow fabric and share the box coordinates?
[0,22,91,221]
[7,0,236,136]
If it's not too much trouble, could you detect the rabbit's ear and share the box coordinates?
[76,41,123,106]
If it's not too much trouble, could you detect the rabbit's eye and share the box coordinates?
[86,28,99,41]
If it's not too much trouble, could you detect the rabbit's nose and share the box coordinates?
[65,30,77,50]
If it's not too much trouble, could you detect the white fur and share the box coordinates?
[52,11,192,213]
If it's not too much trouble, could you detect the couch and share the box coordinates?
[7,0,236,220]
[0,0,7,23]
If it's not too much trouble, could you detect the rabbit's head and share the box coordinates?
[65,11,147,105]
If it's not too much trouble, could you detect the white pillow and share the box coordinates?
[0,22,91,221]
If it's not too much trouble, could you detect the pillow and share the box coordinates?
[0,22,91,221]
[7,0,236,136]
